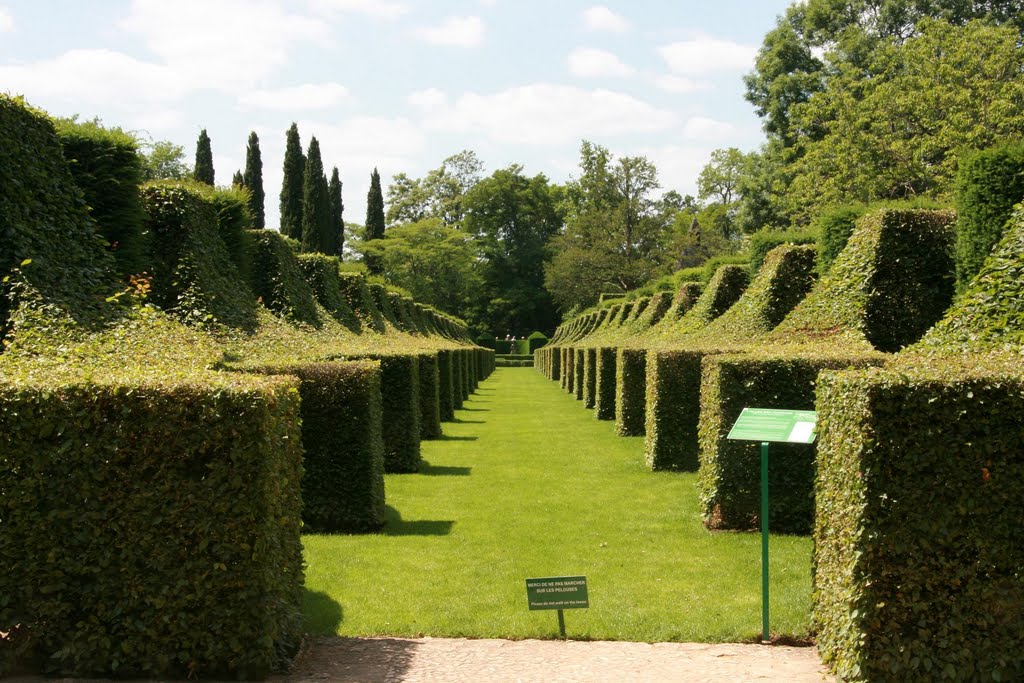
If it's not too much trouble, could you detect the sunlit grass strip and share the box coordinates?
[302,368,812,642]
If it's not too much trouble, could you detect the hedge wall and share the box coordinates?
[550,346,561,381]
[143,182,259,331]
[573,348,585,400]
[665,282,705,324]
[54,118,149,278]
[697,350,885,533]
[670,265,749,336]
[594,346,617,420]
[644,349,715,471]
[813,205,866,275]
[249,360,384,533]
[615,348,647,436]
[0,95,113,333]
[953,142,1024,292]
[298,254,361,332]
[437,349,456,421]
[747,227,818,277]
[528,331,548,353]
[582,347,597,409]
[452,348,465,409]
[337,272,386,333]
[814,362,1024,682]
[0,375,304,676]
[418,352,442,440]
[247,229,321,327]
[209,186,254,284]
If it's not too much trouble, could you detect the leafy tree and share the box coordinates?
[243,131,265,229]
[328,166,344,257]
[232,170,243,187]
[364,168,386,274]
[733,142,790,234]
[193,128,214,185]
[698,148,744,206]
[301,136,332,253]
[139,139,191,181]
[280,122,305,239]
[385,150,484,225]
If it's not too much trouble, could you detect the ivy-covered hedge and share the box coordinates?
[297,253,361,332]
[248,360,384,532]
[527,331,548,353]
[1,95,113,333]
[953,142,1024,292]
[697,350,885,533]
[573,348,585,400]
[337,272,386,332]
[594,346,616,420]
[814,361,1024,682]
[813,205,866,275]
[248,229,321,327]
[670,264,749,336]
[54,117,149,278]
[615,348,646,436]
[666,282,704,322]
[0,374,305,676]
[418,352,442,440]
[437,349,456,421]
[209,186,254,284]
[143,182,259,331]
[644,349,716,471]
[747,227,818,277]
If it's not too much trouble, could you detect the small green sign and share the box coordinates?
[526,576,589,611]
[727,407,817,444]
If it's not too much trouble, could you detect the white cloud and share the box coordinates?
[582,6,630,33]
[683,116,737,141]
[407,87,447,110]
[121,0,330,93]
[413,15,484,47]
[0,7,14,32]
[307,0,410,20]
[651,74,711,94]
[567,47,634,78]
[420,83,676,145]
[658,36,757,74]
[238,82,349,111]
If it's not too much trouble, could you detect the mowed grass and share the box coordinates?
[302,367,813,642]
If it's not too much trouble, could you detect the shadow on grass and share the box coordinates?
[303,588,344,635]
[436,434,478,442]
[420,461,473,475]
[459,407,489,412]
[381,505,455,536]
[450,418,484,424]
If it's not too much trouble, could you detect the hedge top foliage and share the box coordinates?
[747,227,818,277]
[1,95,113,333]
[651,264,748,339]
[297,253,361,332]
[247,228,322,328]
[769,208,956,352]
[912,205,1024,354]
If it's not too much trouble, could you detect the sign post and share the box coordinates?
[727,408,817,643]
[525,576,589,639]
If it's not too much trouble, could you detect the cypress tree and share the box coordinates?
[193,128,214,185]
[232,169,244,187]
[243,131,266,229]
[301,136,331,253]
[364,167,386,274]
[280,122,305,239]
[328,166,344,257]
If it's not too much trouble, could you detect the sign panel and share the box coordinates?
[525,576,589,611]
[727,407,817,444]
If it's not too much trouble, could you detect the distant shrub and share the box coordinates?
[527,331,548,353]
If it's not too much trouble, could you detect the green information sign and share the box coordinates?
[727,407,817,444]
[525,576,589,611]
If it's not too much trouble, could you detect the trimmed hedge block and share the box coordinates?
[697,350,885,533]
[582,348,597,409]
[644,349,711,471]
[594,346,616,420]
[352,353,421,473]
[452,349,465,409]
[250,361,384,533]
[437,349,456,421]
[814,364,1024,682]
[338,272,386,332]
[248,229,320,327]
[418,352,442,440]
[297,253,361,332]
[615,348,646,436]
[573,348,585,400]
[0,376,304,676]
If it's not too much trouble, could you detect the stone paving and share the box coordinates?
[279,636,835,682]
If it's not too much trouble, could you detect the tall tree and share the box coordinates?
[364,168,386,274]
[328,166,344,257]
[232,170,243,187]
[140,139,191,180]
[385,150,484,226]
[280,122,305,239]
[301,137,332,253]
[193,128,214,186]
[243,131,265,229]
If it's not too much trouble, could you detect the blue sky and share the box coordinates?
[0,0,792,228]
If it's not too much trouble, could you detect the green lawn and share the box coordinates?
[302,366,813,642]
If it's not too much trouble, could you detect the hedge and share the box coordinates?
[0,95,113,333]
[615,348,647,436]
[0,375,304,676]
[644,349,716,471]
[417,352,442,439]
[670,264,749,336]
[953,142,1024,292]
[563,347,574,394]
[813,205,866,275]
[582,347,597,409]
[54,117,149,278]
[527,331,548,353]
[437,349,456,421]
[248,360,384,532]
[143,182,259,331]
[747,227,817,277]
[297,253,361,332]
[697,349,885,533]
[550,346,561,381]
[814,361,1024,682]
[452,348,465,409]
[337,272,386,333]
[247,229,321,327]
[664,282,705,324]
[209,186,254,284]
[594,346,617,420]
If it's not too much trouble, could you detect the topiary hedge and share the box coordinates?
[814,361,1024,682]
[209,186,254,284]
[615,348,647,436]
[747,227,818,277]
[337,272,386,332]
[247,360,384,533]
[0,374,305,677]
[813,205,866,275]
[527,331,548,353]
[297,253,361,332]
[247,229,321,327]
[437,349,456,421]
[418,351,442,440]
[594,346,616,420]
[582,347,597,409]
[644,349,717,471]
[665,282,704,323]
[573,348,585,400]
[670,264,749,336]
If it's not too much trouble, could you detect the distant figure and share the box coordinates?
[505,334,511,341]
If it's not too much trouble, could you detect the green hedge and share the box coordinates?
[1,95,113,332]
[452,348,465,409]
[0,375,304,676]
[664,282,705,324]
[297,253,361,332]
[573,348,585,400]
[671,265,749,336]
[747,227,817,277]
[697,350,884,533]
[814,362,1024,682]
[248,229,321,327]
[209,186,254,284]
[644,349,713,471]
[594,346,616,420]
[813,205,866,275]
[527,331,548,352]
[437,349,456,421]
[954,142,1024,292]
[550,346,561,381]
[337,272,386,333]
[248,360,384,532]
[143,182,258,331]
[418,352,442,440]
[582,347,597,409]
[615,348,646,436]
[562,347,573,393]
[54,118,149,278]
